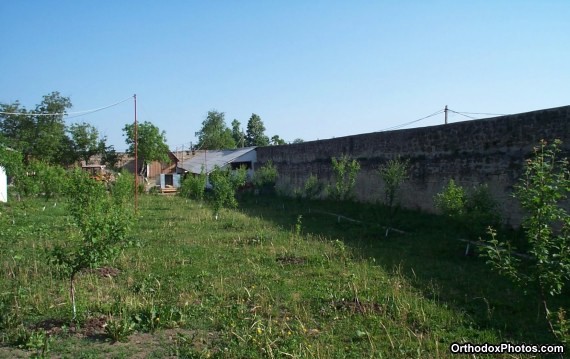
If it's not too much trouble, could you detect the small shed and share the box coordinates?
[0,165,7,203]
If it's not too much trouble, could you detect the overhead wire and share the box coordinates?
[379,108,445,132]
[0,95,134,118]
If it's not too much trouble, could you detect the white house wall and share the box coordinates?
[0,166,7,203]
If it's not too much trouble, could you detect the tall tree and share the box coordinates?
[231,119,245,148]
[196,111,236,150]
[123,121,169,168]
[68,122,101,164]
[245,113,270,147]
[271,135,286,145]
[0,91,71,164]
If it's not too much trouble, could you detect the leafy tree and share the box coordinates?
[231,119,245,148]
[271,135,286,146]
[0,92,72,164]
[245,113,269,147]
[379,158,409,210]
[196,111,236,150]
[209,166,247,218]
[100,143,120,169]
[50,169,134,320]
[123,121,169,171]
[328,155,360,201]
[68,122,101,164]
[292,138,304,144]
[483,139,570,343]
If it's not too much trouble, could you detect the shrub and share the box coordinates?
[179,171,207,201]
[304,173,324,199]
[328,155,360,201]
[253,161,278,194]
[209,166,247,217]
[434,180,501,239]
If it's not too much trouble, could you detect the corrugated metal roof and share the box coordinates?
[177,147,257,174]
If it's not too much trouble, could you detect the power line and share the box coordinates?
[453,111,509,116]
[0,95,133,118]
[378,108,445,132]
[447,109,477,120]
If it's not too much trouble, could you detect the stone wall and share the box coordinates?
[256,106,570,226]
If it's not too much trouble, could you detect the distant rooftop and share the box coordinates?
[177,147,257,174]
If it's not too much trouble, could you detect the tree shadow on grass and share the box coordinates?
[237,194,566,346]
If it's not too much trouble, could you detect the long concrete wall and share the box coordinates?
[256,105,570,226]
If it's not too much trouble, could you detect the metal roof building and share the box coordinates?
[176,147,257,175]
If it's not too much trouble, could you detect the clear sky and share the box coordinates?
[1,1,568,151]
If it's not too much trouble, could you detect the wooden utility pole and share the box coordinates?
[134,94,138,213]
[444,105,448,125]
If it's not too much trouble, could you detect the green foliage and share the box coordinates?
[179,171,207,201]
[100,143,120,169]
[196,111,236,150]
[0,92,72,164]
[379,157,409,210]
[435,180,501,239]
[209,166,247,216]
[483,139,570,343]
[271,135,286,145]
[105,314,135,343]
[50,169,134,319]
[328,155,360,201]
[110,170,135,205]
[434,179,466,219]
[245,113,270,147]
[0,138,23,178]
[304,173,324,199]
[253,160,278,194]
[68,122,101,164]
[231,119,245,148]
[123,121,169,166]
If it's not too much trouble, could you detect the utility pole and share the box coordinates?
[134,94,138,213]
[444,105,448,125]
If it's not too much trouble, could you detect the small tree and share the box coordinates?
[379,157,409,210]
[379,158,409,235]
[50,169,134,320]
[483,139,570,343]
[209,166,247,218]
[328,155,360,201]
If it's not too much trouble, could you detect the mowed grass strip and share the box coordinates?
[0,194,564,358]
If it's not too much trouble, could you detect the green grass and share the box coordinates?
[0,194,567,358]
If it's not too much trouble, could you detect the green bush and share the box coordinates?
[434,179,501,239]
[209,166,247,217]
[179,171,206,201]
[253,160,278,194]
[304,173,324,199]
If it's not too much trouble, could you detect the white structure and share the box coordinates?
[0,166,7,203]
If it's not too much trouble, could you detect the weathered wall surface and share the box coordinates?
[256,106,570,226]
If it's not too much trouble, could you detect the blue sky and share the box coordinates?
[1,1,568,151]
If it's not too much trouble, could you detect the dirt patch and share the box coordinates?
[332,298,383,314]
[33,315,107,338]
[276,255,307,265]
[83,266,121,278]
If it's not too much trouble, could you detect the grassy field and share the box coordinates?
[0,194,567,358]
